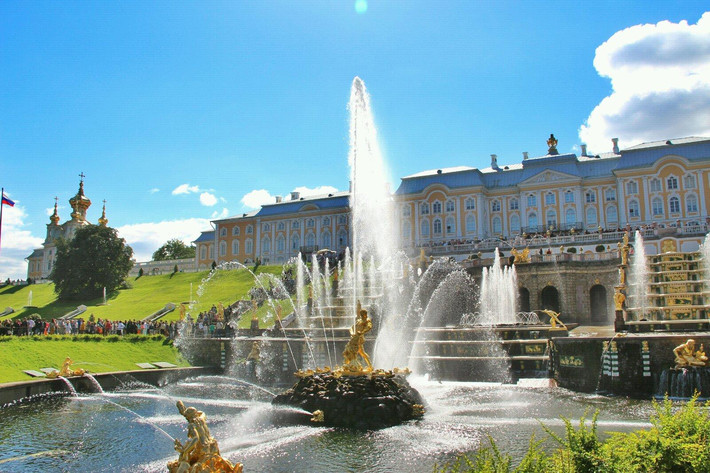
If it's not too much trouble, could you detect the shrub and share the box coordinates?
[595,245,605,253]
[567,248,577,254]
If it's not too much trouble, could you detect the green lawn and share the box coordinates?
[0,265,285,322]
[0,335,190,384]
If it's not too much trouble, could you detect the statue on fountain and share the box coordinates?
[47,357,85,378]
[341,302,373,374]
[511,247,531,264]
[673,339,708,368]
[540,309,567,331]
[168,400,242,473]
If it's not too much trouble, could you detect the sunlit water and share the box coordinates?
[0,376,654,472]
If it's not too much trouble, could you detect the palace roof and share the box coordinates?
[193,231,215,243]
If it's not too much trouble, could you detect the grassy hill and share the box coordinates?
[0,266,285,323]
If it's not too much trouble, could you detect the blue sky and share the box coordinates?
[2,1,709,278]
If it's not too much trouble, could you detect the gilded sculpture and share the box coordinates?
[168,400,242,473]
[246,341,261,362]
[511,247,530,264]
[673,339,707,368]
[540,309,567,331]
[47,357,85,378]
[341,301,373,374]
[614,289,626,311]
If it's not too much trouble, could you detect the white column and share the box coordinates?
[255,219,261,259]
[456,197,462,238]
[697,171,706,215]
[616,179,627,226]
[641,177,651,224]
[477,196,484,238]
[414,201,420,246]
[502,198,508,237]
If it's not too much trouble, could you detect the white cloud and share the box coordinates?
[199,192,218,207]
[116,218,210,263]
[211,208,229,219]
[292,185,338,197]
[241,189,274,209]
[172,183,200,195]
[0,205,45,280]
[150,188,160,194]
[580,12,710,153]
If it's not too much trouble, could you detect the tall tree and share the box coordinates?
[51,225,134,301]
[152,239,196,261]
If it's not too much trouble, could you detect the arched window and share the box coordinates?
[232,240,240,255]
[445,200,455,212]
[546,210,557,227]
[306,233,315,247]
[669,196,680,213]
[338,215,347,225]
[565,208,576,227]
[652,198,664,216]
[528,213,538,229]
[402,205,411,217]
[307,219,315,228]
[321,231,331,248]
[626,181,638,195]
[338,230,348,248]
[262,237,271,253]
[276,235,285,252]
[629,200,640,218]
[491,200,501,212]
[292,220,300,229]
[510,214,520,234]
[219,241,226,256]
[402,222,411,239]
[433,201,442,214]
[262,223,271,232]
[323,217,331,226]
[684,175,696,189]
[606,206,618,224]
[492,217,502,234]
[667,176,678,190]
[446,216,455,234]
[421,220,430,237]
[232,227,240,236]
[246,225,253,235]
[687,194,698,213]
[420,202,430,215]
[277,222,285,231]
[509,198,519,210]
[650,178,661,192]
[586,207,597,226]
[220,228,227,237]
[433,218,442,235]
[200,246,206,260]
[465,198,475,210]
[208,246,214,259]
[245,239,253,254]
[466,215,476,233]
[291,233,300,251]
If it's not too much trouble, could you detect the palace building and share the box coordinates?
[26,177,110,280]
[196,136,710,268]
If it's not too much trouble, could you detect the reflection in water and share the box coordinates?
[0,376,653,473]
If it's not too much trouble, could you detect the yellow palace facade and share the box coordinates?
[194,136,710,268]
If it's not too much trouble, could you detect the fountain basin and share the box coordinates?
[272,372,424,429]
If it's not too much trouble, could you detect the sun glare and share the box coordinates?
[354,0,368,14]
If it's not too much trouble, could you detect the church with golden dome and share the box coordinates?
[26,175,110,280]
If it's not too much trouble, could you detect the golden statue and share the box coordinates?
[47,357,85,378]
[511,247,530,264]
[217,302,225,321]
[614,290,625,311]
[179,303,186,321]
[547,133,558,154]
[341,302,373,373]
[540,309,567,330]
[246,341,260,362]
[618,266,626,285]
[673,339,707,368]
[618,239,629,266]
[168,400,242,473]
[695,344,709,364]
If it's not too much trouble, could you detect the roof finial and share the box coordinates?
[50,196,60,225]
[98,199,109,227]
[547,134,559,155]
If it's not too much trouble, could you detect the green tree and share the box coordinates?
[152,239,196,261]
[50,225,134,301]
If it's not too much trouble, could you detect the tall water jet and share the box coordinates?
[701,235,710,292]
[629,231,650,320]
[477,249,518,325]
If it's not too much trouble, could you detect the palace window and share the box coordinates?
[263,223,271,232]
[321,231,331,248]
[650,178,661,192]
[509,198,519,210]
[492,217,502,235]
[277,222,285,231]
[232,240,240,255]
[306,233,315,247]
[465,197,475,210]
[545,193,556,205]
[208,246,214,259]
[585,191,596,203]
[291,234,300,251]
[586,207,597,226]
[667,176,678,190]
[200,246,206,260]
[684,175,696,189]
[605,189,616,201]
[446,217,455,234]
[232,227,240,236]
[626,181,638,195]
[687,195,698,213]
[565,208,576,227]
[433,201,442,214]
[433,218,442,235]
[246,225,253,235]
[338,230,348,248]
[606,206,618,224]
[402,205,411,217]
[420,202,430,215]
[307,218,315,228]
[466,215,476,233]
[338,215,347,225]
[491,200,501,212]
[245,239,253,254]
[277,235,285,252]
[528,213,538,229]
[220,228,227,237]
[262,237,271,253]
[445,200,455,213]
[629,200,640,218]
[527,194,537,207]
[402,222,411,239]
[323,217,331,226]
[669,196,680,214]
[652,198,664,216]
[510,214,520,234]
[292,220,300,229]
[546,210,557,228]
[564,191,574,203]
[421,220,430,237]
